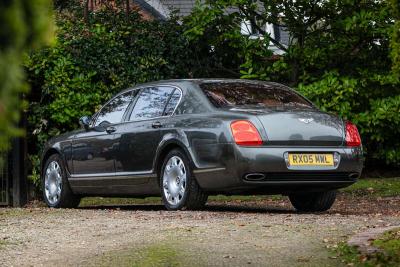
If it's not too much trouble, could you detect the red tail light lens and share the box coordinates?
[345,121,361,147]
[230,120,262,146]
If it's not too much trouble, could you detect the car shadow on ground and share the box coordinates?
[79,203,298,214]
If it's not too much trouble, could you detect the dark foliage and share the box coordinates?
[185,0,400,166]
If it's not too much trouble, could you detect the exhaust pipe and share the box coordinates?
[244,173,266,181]
[349,173,359,179]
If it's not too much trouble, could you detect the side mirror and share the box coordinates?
[79,116,91,130]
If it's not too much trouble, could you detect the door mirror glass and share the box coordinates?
[79,116,91,130]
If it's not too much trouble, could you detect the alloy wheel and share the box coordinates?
[44,161,62,205]
[162,156,187,206]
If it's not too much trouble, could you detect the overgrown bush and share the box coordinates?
[0,0,52,152]
[26,8,198,158]
[24,6,218,189]
[185,0,400,167]
[25,0,400,175]
[298,72,400,165]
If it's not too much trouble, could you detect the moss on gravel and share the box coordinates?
[0,208,32,217]
[88,243,187,267]
[341,178,400,197]
[10,178,391,208]
[372,228,400,266]
[0,239,9,250]
[335,228,400,267]
[335,242,362,266]
[79,195,283,207]
[80,197,162,207]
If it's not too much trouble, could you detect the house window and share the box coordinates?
[240,20,275,39]
[240,19,288,55]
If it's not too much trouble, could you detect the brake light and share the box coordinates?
[345,121,361,147]
[230,120,262,146]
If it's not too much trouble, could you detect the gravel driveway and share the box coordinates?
[1,194,399,267]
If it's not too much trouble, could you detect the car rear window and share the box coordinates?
[200,82,312,108]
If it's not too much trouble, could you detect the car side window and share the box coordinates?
[129,87,174,120]
[163,89,181,116]
[95,91,135,126]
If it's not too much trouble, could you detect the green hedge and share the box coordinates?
[26,9,197,152]
[0,0,53,152]
[298,72,400,165]
[184,0,400,167]
[25,1,400,187]
[25,8,206,185]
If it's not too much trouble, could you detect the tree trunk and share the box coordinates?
[290,59,299,86]
[290,31,305,85]
[126,0,130,19]
[84,0,89,25]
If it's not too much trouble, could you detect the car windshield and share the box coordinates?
[200,82,312,108]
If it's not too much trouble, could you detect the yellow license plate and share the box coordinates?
[288,153,334,166]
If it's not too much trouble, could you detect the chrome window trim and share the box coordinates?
[90,84,183,127]
[126,85,183,122]
[91,88,141,127]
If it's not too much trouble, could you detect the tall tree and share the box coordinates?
[185,0,400,165]
[84,0,90,24]
[391,0,400,75]
[185,0,393,84]
[0,0,53,151]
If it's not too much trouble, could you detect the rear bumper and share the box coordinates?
[193,144,363,194]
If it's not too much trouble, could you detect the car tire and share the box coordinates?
[289,190,337,212]
[42,154,81,208]
[160,149,208,211]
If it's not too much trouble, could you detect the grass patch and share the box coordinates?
[88,243,186,267]
[79,197,161,207]
[210,194,283,202]
[79,195,283,207]
[80,178,399,207]
[341,178,400,197]
[372,228,400,266]
[0,208,32,217]
[0,239,9,250]
[335,242,361,266]
[335,228,400,267]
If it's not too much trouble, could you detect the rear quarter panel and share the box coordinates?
[154,112,263,189]
[157,114,234,169]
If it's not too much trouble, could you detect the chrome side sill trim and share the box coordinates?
[193,167,226,174]
[69,171,156,181]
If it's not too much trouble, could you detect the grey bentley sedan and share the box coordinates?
[41,79,363,211]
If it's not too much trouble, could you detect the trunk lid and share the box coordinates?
[227,106,344,146]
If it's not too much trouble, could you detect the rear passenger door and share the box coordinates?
[114,86,181,174]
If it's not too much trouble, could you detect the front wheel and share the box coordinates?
[289,190,337,212]
[42,154,81,208]
[160,149,208,210]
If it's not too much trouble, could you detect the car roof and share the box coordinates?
[121,79,290,92]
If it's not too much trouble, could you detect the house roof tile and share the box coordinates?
[160,0,198,17]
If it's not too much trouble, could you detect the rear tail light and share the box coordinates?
[230,120,262,146]
[345,121,361,147]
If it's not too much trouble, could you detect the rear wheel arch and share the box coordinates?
[155,141,194,179]
[159,147,208,210]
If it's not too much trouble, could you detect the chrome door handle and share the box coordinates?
[152,121,162,128]
[106,126,116,134]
